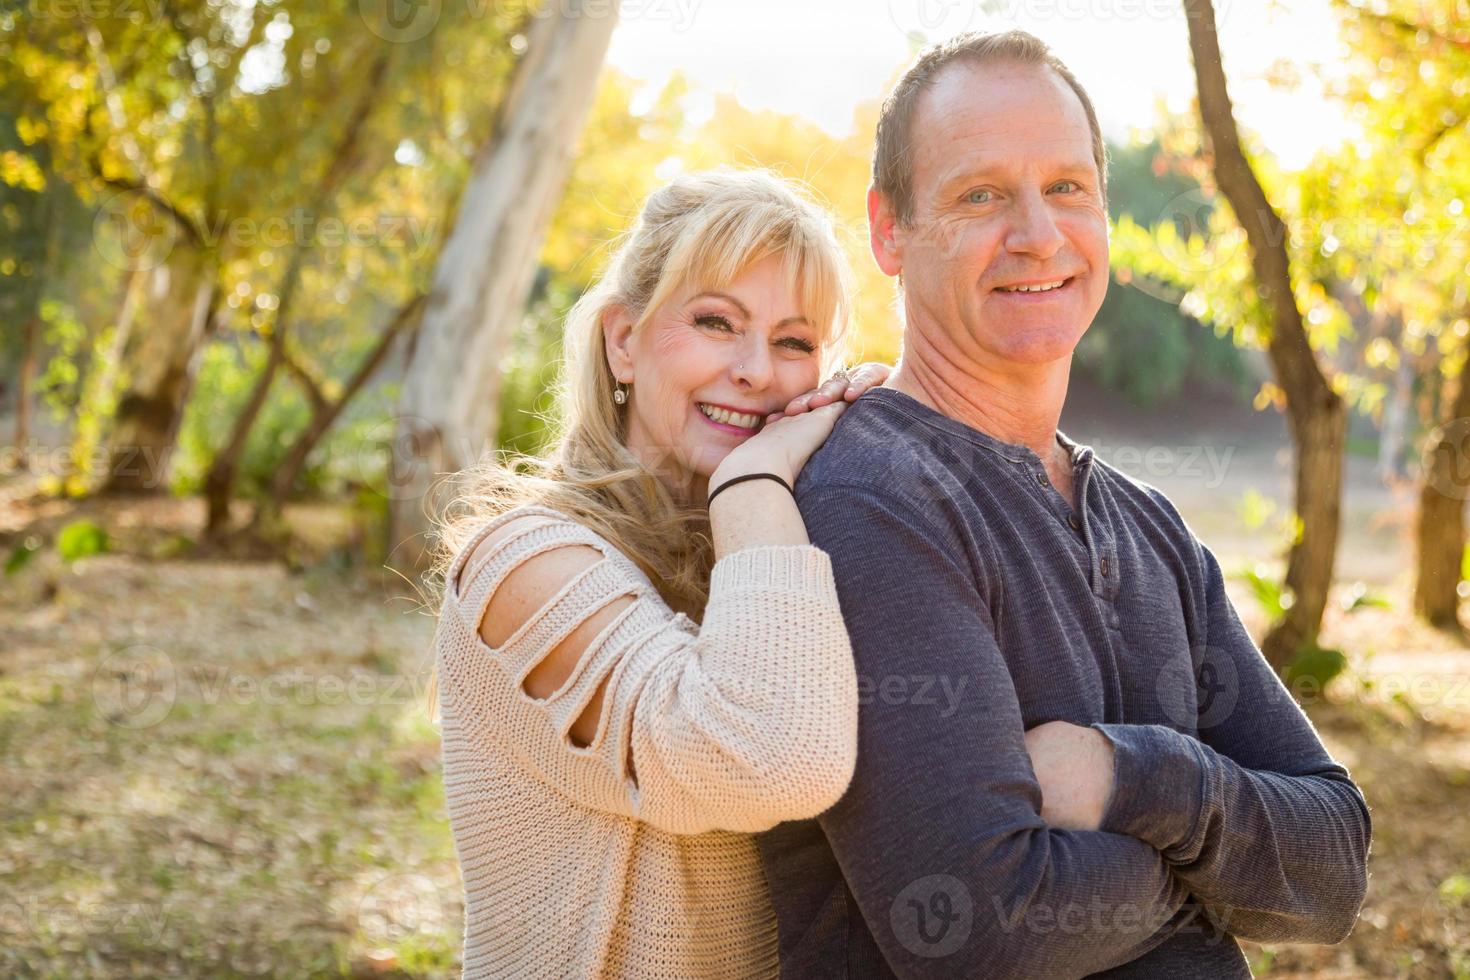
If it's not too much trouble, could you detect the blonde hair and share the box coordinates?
[432,168,852,623]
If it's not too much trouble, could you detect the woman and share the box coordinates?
[432,168,888,978]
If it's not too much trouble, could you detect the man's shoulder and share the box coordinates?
[1087,452,1206,558]
[795,388,963,500]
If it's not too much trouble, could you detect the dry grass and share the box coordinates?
[1,482,1466,978]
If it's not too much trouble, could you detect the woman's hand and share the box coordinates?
[765,362,893,425]
[1023,720,1116,831]
[711,400,849,494]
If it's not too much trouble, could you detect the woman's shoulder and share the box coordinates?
[448,505,640,602]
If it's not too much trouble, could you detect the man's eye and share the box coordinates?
[966,189,992,204]
[1050,181,1081,193]
[694,314,734,331]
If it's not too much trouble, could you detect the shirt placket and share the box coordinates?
[1071,452,1121,618]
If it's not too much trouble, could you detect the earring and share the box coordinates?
[613,382,628,405]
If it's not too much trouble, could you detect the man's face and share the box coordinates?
[876,60,1110,366]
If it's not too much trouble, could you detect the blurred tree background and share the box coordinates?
[2,1,1469,977]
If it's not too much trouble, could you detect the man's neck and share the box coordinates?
[887,334,1072,465]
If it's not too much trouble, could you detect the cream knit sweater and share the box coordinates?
[434,505,859,979]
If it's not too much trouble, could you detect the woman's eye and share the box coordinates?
[778,337,817,354]
[967,189,993,204]
[694,314,734,332]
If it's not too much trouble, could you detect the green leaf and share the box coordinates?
[4,537,42,576]
[56,520,108,563]
[1283,644,1349,691]
[1440,874,1470,907]
[1236,564,1286,620]
[1341,581,1392,613]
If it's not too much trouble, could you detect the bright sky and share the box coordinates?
[607,0,1358,170]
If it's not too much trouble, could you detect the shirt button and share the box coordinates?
[1036,472,1048,487]
[1100,557,1111,578]
[1068,514,1081,531]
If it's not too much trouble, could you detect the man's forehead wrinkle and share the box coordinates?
[918,125,1096,192]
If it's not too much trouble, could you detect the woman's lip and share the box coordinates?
[697,400,767,415]
[694,403,762,436]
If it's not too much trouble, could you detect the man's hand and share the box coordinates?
[1023,720,1116,831]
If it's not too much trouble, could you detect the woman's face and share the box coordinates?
[606,254,825,495]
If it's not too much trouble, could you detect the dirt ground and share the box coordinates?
[1,469,1467,978]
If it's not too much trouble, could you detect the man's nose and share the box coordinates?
[1005,190,1065,260]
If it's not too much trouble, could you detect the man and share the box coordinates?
[757,30,1371,979]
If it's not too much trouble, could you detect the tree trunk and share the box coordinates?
[390,0,618,572]
[1413,346,1470,631]
[101,245,216,494]
[13,316,38,471]
[1184,0,1346,671]
[202,251,305,536]
[200,50,391,537]
[254,293,425,531]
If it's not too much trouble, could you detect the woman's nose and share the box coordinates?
[731,341,774,390]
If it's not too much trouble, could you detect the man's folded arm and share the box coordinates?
[802,484,1191,980]
[1092,537,1371,946]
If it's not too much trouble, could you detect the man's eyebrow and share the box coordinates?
[936,158,1098,190]
[689,292,811,330]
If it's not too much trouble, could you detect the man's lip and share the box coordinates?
[992,276,1076,292]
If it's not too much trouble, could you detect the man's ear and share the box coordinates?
[868,185,904,279]
[602,304,637,383]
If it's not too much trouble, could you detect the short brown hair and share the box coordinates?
[873,30,1108,226]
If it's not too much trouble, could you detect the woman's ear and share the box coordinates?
[602,304,636,383]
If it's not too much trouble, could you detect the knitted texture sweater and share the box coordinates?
[434,504,858,978]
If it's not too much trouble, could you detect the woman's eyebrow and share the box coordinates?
[689,291,750,318]
[689,292,809,330]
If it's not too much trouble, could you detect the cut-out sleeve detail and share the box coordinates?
[436,505,859,835]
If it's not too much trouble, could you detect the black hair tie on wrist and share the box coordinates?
[706,472,795,508]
